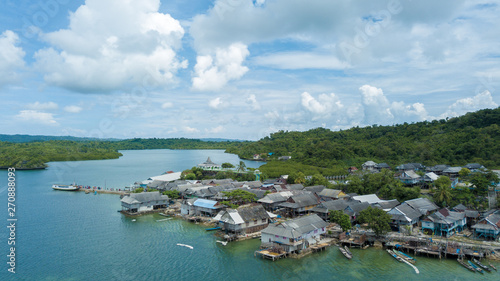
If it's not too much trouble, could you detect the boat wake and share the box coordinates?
[177,243,193,249]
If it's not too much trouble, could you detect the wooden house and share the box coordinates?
[472,210,500,240]
[421,208,466,237]
[216,204,270,235]
[120,191,170,214]
[260,214,328,253]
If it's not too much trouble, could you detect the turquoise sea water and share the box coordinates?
[0,149,498,280]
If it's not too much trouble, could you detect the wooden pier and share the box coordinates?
[255,249,287,261]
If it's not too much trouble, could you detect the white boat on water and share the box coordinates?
[176,243,194,249]
[52,184,80,191]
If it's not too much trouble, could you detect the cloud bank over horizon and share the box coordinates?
[1,0,499,139]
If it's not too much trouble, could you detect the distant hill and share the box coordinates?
[226,107,500,169]
[0,134,121,143]
[199,138,248,142]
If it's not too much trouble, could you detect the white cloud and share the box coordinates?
[0,30,25,86]
[391,102,428,122]
[206,125,224,133]
[27,101,59,111]
[16,110,58,126]
[192,43,249,91]
[246,94,261,110]
[208,97,225,110]
[34,0,186,92]
[161,102,174,109]
[440,90,498,118]
[301,92,344,120]
[64,105,83,113]
[359,85,430,125]
[359,85,393,124]
[182,126,199,133]
[254,52,348,70]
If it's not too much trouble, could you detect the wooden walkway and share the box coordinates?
[254,249,287,261]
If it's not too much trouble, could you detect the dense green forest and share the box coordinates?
[0,141,123,169]
[226,107,500,172]
[0,138,234,169]
[1,107,499,170]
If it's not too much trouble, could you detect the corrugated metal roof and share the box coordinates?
[352,194,383,204]
[193,198,218,209]
[261,214,327,238]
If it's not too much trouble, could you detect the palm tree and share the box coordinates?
[236,161,246,172]
[434,185,452,207]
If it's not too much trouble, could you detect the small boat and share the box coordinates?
[339,247,352,259]
[344,246,352,257]
[387,249,403,262]
[468,260,484,274]
[131,219,136,222]
[473,258,491,272]
[396,250,416,263]
[205,226,221,231]
[216,240,228,246]
[156,218,172,222]
[159,213,170,217]
[488,262,497,271]
[177,243,193,249]
[457,259,476,272]
[52,184,80,191]
[393,249,415,264]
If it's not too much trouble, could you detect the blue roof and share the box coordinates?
[193,198,218,209]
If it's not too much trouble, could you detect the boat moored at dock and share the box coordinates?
[52,184,80,191]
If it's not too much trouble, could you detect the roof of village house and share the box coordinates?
[219,204,270,225]
[258,193,288,204]
[375,163,391,169]
[405,198,439,215]
[237,204,270,222]
[464,163,485,170]
[427,164,450,172]
[373,199,400,211]
[312,200,350,213]
[389,203,422,222]
[121,191,169,204]
[287,184,305,190]
[242,188,267,199]
[279,193,318,209]
[442,167,462,174]
[352,194,384,204]
[472,212,500,231]
[344,201,370,216]
[401,170,421,179]
[319,189,345,199]
[423,208,465,224]
[304,185,326,194]
[362,161,377,167]
[261,214,327,238]
[193,198,219,209]
[425,172,439,181]
[243,181,262,188]
[452,204,468,212]
[465,210,480,219]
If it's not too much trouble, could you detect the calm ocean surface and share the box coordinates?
[0,149,498,280]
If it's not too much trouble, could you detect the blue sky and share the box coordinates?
[0,0,499,140]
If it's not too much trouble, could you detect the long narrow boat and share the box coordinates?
[387,249,403,262]
[339,247,352,259]
[473,258,491,272]
[468,260,484,274]
[344,246,353,257]
[387,250,419,274]
[393,249,415,264]
[457,259,476,273]
[52,184,80,191]
[488,262,497,271]
[396,250,416,263]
